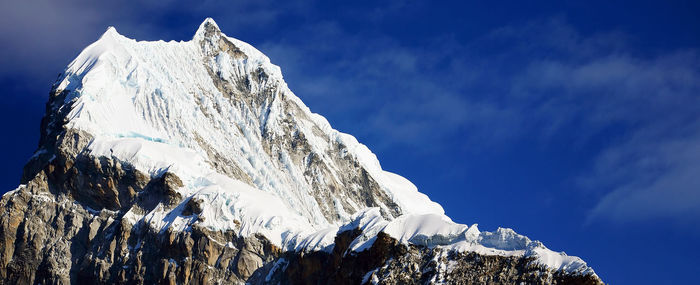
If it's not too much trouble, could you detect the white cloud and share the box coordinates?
[498,23,700,225]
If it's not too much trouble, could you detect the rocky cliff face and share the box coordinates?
[0,182,601,285]
[0,19,603,284]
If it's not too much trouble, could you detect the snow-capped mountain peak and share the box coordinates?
[10,18,599,282]
[196,18,220,33]
[48,16,445,236]
[103,26,120,37]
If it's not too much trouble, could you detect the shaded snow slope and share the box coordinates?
[39,18,596,276]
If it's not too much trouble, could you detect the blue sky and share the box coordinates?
[1,0,699,283]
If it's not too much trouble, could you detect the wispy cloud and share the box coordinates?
[259,17,700,225]
[532,52,700,223]
[258,21,522,153]
[484,20,700,225]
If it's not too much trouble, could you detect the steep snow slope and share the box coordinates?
[40,18,595,276]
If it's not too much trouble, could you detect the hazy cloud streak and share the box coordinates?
[260,17,700,224]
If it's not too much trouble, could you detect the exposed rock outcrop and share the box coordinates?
[0,178,603,284]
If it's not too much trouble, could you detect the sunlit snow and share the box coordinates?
[41,18,595,275]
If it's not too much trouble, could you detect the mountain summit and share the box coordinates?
[0,19,603,284]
